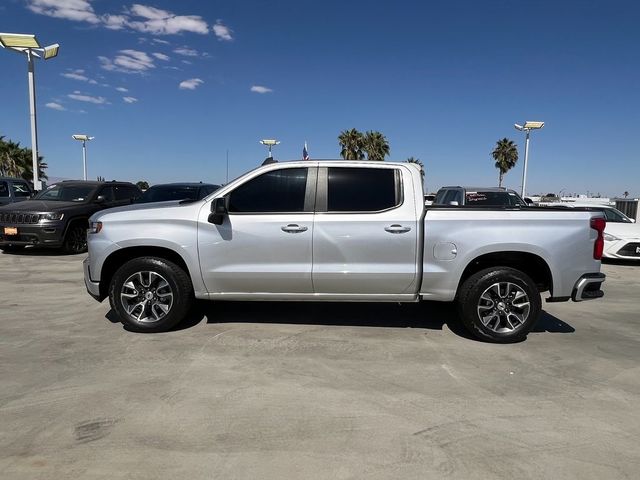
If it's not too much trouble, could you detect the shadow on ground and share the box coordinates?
[0,246,81,257]
[106,301,574,341]
[602,258,640,267]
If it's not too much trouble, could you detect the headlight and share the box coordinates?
[88,221,103,234]
[604,233,620,241]
[42,212,64,221]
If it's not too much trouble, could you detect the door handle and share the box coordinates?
[281,224,308,233]
[384,224,411,234]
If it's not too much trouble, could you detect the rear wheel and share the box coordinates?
[457,267,541,343]
[109,256,193,332]
[63,222,88,254]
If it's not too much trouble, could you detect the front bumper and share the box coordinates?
[572,273,606,302]
[603,239,640,260]
[83,257,104,301]
[0,222,65,247]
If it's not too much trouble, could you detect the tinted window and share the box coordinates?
[602,208,630,223]
[36,184,97,202]
[13,182,31,197]
[114,185,140,201]
[434,190,448,204]
[465,191,525,206]
[97,186,115,202]
[440,189,461,205]
[0,182,8,197]
[327,167,399,212]
[138,185,199,203]
[229,168,308,213]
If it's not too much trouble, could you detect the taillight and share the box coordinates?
[590,217,606,260]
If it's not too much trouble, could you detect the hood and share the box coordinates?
[92,200,202,222]
[606,222,640,239]
[0,199,84,212]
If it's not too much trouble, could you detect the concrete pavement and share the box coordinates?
[0,251,639,479]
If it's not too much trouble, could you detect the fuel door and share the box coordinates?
[434,242,457,261]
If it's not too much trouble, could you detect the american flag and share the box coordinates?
[302,141,310,160]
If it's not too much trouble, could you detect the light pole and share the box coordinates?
[260,139,280,158]
[514,121,544,197]
[0,33,59,191]
[72,135,94,180]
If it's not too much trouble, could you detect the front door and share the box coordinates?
[198,166,316,295]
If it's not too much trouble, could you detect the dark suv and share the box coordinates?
[0,177,33,206]
[0,180,141,253]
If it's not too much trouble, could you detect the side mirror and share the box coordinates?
[448,200,459,206]
[208,197,228,225]
[95,195,107,204]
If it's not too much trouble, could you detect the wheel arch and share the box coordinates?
[456,251,553,298]
[99,246,191,300]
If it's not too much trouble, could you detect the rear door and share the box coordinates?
[312,165,419,296]
[198,166,317,294]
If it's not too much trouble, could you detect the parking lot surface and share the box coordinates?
[1,251,639,479]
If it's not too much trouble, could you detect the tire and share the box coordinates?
[63,222,88,254]
[456,267,541,343]
[108,256,193,333]
[0,245,25,253]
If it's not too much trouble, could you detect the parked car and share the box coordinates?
[424,194,436,206]
[83,161,605,342]
[543,203,639,260]
[0,180,141,254]
[0,177,33,206]
[135,182,220,204]
[434,186,527,207]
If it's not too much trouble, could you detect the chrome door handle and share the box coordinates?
[281,224,308,233]
[385,224,411,234]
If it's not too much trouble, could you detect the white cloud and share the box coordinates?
[99,50,155,73]
[123,96,138,103]
[115,87,129,92]
[213,20,233,41]
[68,91,108,104]
[152,52,170,61]
[45,102,66,111]
[173,47,198,57]
[61,69,89,81]
[27,0,99,23]
[152,38,170,45]
[127,4,209,35]
[102,13,128,30]
[250,85,273,94]
[179,78,204,90]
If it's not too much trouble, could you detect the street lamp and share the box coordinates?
[514,121,544,197]
[72,135,94,180]
[260,139,280,158]
[0,33,60,191]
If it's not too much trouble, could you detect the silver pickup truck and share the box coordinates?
[84,161,606,342]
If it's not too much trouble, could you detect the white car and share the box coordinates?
[546,203,639,260]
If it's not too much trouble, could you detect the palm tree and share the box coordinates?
[338,128,365,160]
[362,131,390,161]
[0,136,47,181]
[492,138,518,187]
[406,157,425,186]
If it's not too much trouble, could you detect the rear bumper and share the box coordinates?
[0,223,64,247]
[572,273,606,302]
[83,257,104,301]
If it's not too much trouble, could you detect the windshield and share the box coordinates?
[465,191,526,206]
[35,184,96,202]
[137,185,200,203]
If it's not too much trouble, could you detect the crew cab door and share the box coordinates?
[198,166,317,295]
[312,165,419,296]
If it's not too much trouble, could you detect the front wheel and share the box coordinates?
[109,257,194,332]
[457,267,541,343]
[63,222,88,254]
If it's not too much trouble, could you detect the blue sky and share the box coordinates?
[1,0,638,196]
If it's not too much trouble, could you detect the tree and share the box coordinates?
[491,138,518,187]
[406,157,425,184]
[338,128,365,160]
[362,131,390,161]
[0,135,47,182]
[136,180,149,190]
